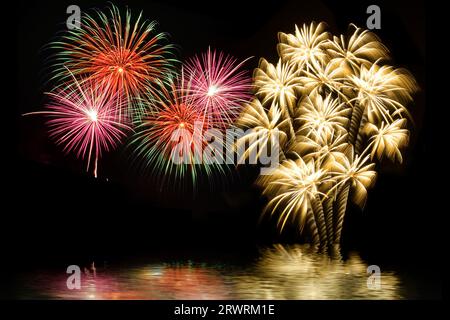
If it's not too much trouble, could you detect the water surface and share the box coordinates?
[15,244,416,299]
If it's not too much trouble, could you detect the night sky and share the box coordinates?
[8,0,435,295]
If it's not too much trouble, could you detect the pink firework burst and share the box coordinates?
[182,48,253,130]
[28,76,131,177]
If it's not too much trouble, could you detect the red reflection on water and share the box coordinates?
[29,263,230,300]
[153,266,230,299]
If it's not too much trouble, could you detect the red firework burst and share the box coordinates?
[131,74,231,185]
[52,4,177,119]
[132,77,209,175]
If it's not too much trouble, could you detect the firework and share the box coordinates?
[291,133,348,163]
[346,63,417,124]
[277,22,330,70]
[235,99,292,164]
[182,48,253,130]
[296,93,350,140]
[258,156,332,245]
[130,76,227,186]
[364,118,409,163]
[327,146,377,208]
[299,59,346,97]
[327,24,389,71]
[26,75,131,177]
[254,58,302,116]
[51,4,177,119]
[237,22,418,250]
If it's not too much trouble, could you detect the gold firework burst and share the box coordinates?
[236,21,418,250]
[258,156,332,245]
[364,118,409,163]
[327,23,389,71]
[254,58,302,116]
[296,93,350,140]
[278,22,330,69]
[235,99,293,164]
[347,63,417,123]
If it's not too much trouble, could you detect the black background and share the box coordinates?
[6,0,439,300]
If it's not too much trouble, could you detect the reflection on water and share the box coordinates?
[19,244,403,299]
[233,244,401,299]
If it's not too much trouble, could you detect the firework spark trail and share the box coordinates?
[25,74,131,177]
[182,48,253,130]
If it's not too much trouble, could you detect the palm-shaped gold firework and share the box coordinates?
[258,156,332,246]
[327,24,389,71]
[235,99,293,163]
[278,22,330,70]
[296,93,350,140]
[236,22,418,251]
[364,118,409,163]
[254,58,302,116]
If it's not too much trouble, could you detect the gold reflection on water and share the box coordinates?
[231,244,402,299]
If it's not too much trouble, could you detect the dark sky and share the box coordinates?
[9,0,431,271]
